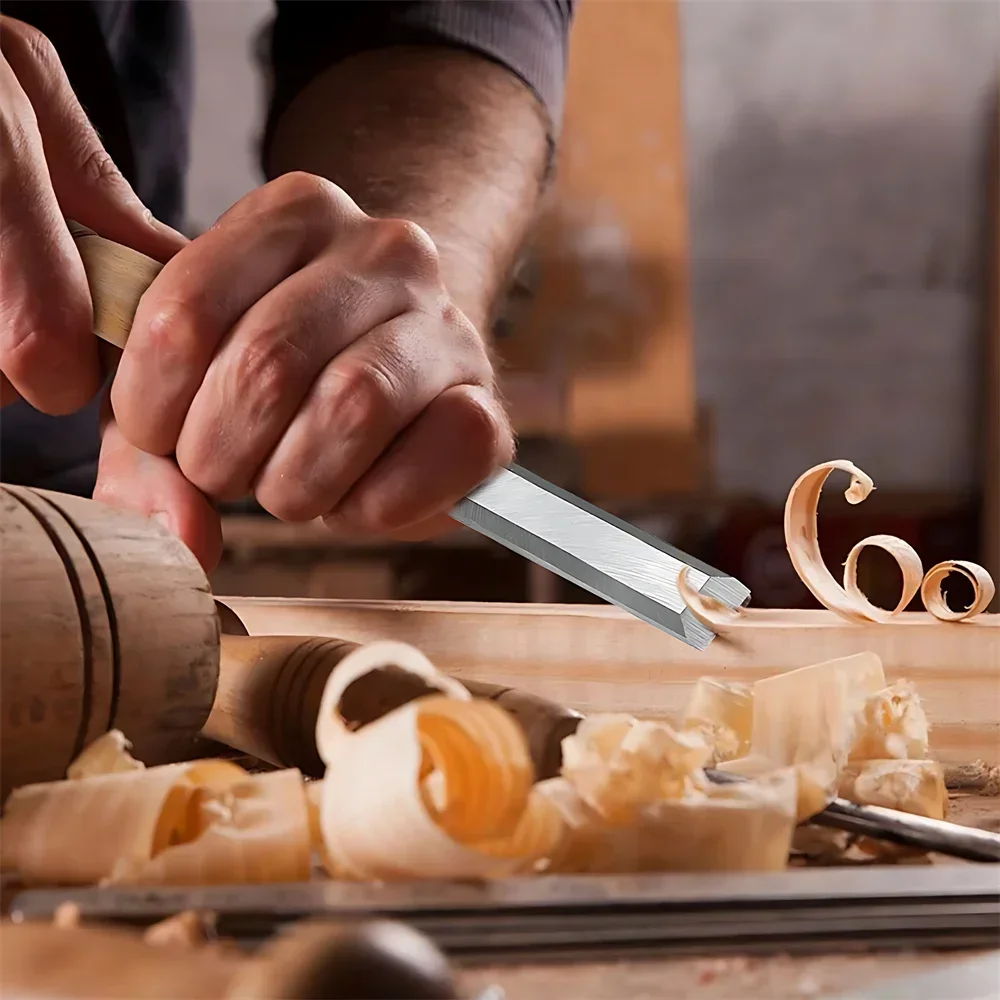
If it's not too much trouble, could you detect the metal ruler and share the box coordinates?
[12,868,998,963]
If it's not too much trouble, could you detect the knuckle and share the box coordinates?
[322,361,398,438]
[441,301,489,361]
[75,144,125,192]
[256,486,313,524]
[139,296,204,364]
[368,218,439,277]
[269,170,342,215]
[3,19,58,70]
[236,334,310,415]
[456,388,513,466]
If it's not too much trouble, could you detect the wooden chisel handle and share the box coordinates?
[69,221,162,349]
[208,633,582,781]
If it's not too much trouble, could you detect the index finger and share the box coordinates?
[0,57,100,414]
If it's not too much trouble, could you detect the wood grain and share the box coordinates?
[0,486,219,795]
[70,223,162,349]
[218,598,1000,766]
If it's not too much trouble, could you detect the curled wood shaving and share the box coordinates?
[786,459,996,622]
[109,768,311,885]
[784,461,925,622]
[304,779,340,877]
[315,640,552,880]
[1,759,241,885]
[550,715,797,874]
[677,566,741,632]
[66,730,144,780]
[842,534,923,620]
[681,678,753,763]
[839,760,947,821]
[542,768,797,874]
[920,560,996,621]
[850,681,930,762]
[560,715,712,823]
[720,652,887,820]
[1,732,310,886]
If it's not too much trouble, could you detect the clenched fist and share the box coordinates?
[0,17,513,570]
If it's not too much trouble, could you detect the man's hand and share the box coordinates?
[0,16,185,412]
[100,173,513,564]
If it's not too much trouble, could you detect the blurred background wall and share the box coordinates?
[189,0,999,608]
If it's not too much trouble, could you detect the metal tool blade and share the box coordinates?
[452,465,750,650]
[11,868,998,962]
[706,769,1000,864]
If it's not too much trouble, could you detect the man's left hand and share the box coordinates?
[96,172,513,569]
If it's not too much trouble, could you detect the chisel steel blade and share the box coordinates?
[451,464,750,650]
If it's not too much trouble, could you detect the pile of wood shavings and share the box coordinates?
[0,458,992,887]
[0,645,947,884]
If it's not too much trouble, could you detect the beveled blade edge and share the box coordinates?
[452,492,717,650]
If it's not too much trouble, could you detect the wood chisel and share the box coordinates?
[11,867,999,962]
[70,221,751,651]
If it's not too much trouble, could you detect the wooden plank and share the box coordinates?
[498,0,699,497]
[218,599,1000,766]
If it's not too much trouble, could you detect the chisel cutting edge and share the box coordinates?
[68,221,751,648]
[452,464,751,650]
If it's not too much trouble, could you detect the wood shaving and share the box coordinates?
[108,767,311,885]
[783,461,925,623]
[850,682,930,762]
[677,566,742,632]
[780,459,995,624]
[0,733,309,886]
[681,678,753,763]
[314,640,554,880]
[720,653,887,820]
[920,560,996,621]
[542,767,797,874]
[944,760,1000,795]
[66,730,144,780]
[560,715,712,822]
[839,760,947,820]
[842,534,923,620]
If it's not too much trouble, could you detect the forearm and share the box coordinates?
[264,45,551,336]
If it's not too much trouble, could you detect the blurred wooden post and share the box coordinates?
[498,0,699,501]
[986,86,999,610]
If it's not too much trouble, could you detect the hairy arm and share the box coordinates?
[264,44,551,336]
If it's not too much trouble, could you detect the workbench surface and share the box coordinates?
[2,794,996,1000]
[462,950,996,1000]
[460,793,1000,1000]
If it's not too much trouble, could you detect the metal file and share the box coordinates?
[451,464,750,650]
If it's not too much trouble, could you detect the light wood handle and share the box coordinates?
[69,221,162,349]
[0,919,459,999]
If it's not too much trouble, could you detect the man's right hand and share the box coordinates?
[0,16,186,413]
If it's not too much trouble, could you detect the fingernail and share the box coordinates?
[143,208,187,244]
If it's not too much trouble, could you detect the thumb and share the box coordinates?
[1,17,187,263]
[95,398,223,572]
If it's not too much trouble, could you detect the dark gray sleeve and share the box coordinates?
[264,1,574,145]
